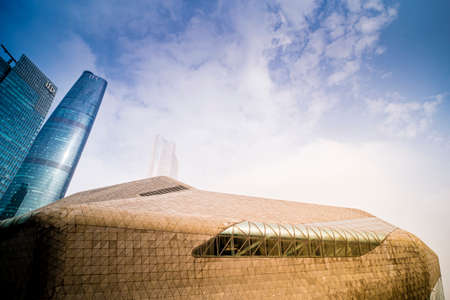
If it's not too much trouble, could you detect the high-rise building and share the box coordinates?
[149,135,178,179]
[0,46,57,199]
[0,176,444,299]
[0,71,107,219]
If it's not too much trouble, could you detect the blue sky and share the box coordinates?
[1,0,450,291]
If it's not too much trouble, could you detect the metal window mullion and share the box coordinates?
[277,224,281,256]
[356,230,363,256]
[263,223,267,257]
[306,226,311,257]
[215,236,219,256]
[342,230,349,257]
[318,228,324,257]
[218,235,232,256]
[329,228,337,257]
[292,224,296,257]
[231,225,235,256]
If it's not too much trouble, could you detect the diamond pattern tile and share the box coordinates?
[0,176,443,299]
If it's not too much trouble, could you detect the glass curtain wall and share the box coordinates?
[0,71,106,219]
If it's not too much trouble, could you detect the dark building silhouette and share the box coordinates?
[0,183,28,219]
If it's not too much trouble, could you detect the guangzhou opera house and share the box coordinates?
[0,176,444,299]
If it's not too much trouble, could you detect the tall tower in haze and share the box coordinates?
[0,45,57,199]
[149,135,178,179]
[0,71,107,219]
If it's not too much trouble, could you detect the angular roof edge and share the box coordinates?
[51,176,192,207]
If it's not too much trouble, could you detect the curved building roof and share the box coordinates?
[0,176,444,299]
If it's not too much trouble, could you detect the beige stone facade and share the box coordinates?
[0,176,444,299]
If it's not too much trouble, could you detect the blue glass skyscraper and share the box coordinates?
[0,71,107,218]
[0,49,57,199]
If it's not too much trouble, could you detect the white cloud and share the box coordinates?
[68,0,403,192]
[375,46,386,55]
[358,16,386,34]
[364,0,384,12]
[324,13,346,39]
[380,71,392,79]
[367,94,443,138]
[326,36,355,59]
[327,60,360,85]
[346,0,361,13]
[276,0,317,28]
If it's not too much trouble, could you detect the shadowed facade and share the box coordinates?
[0,176,444,299]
